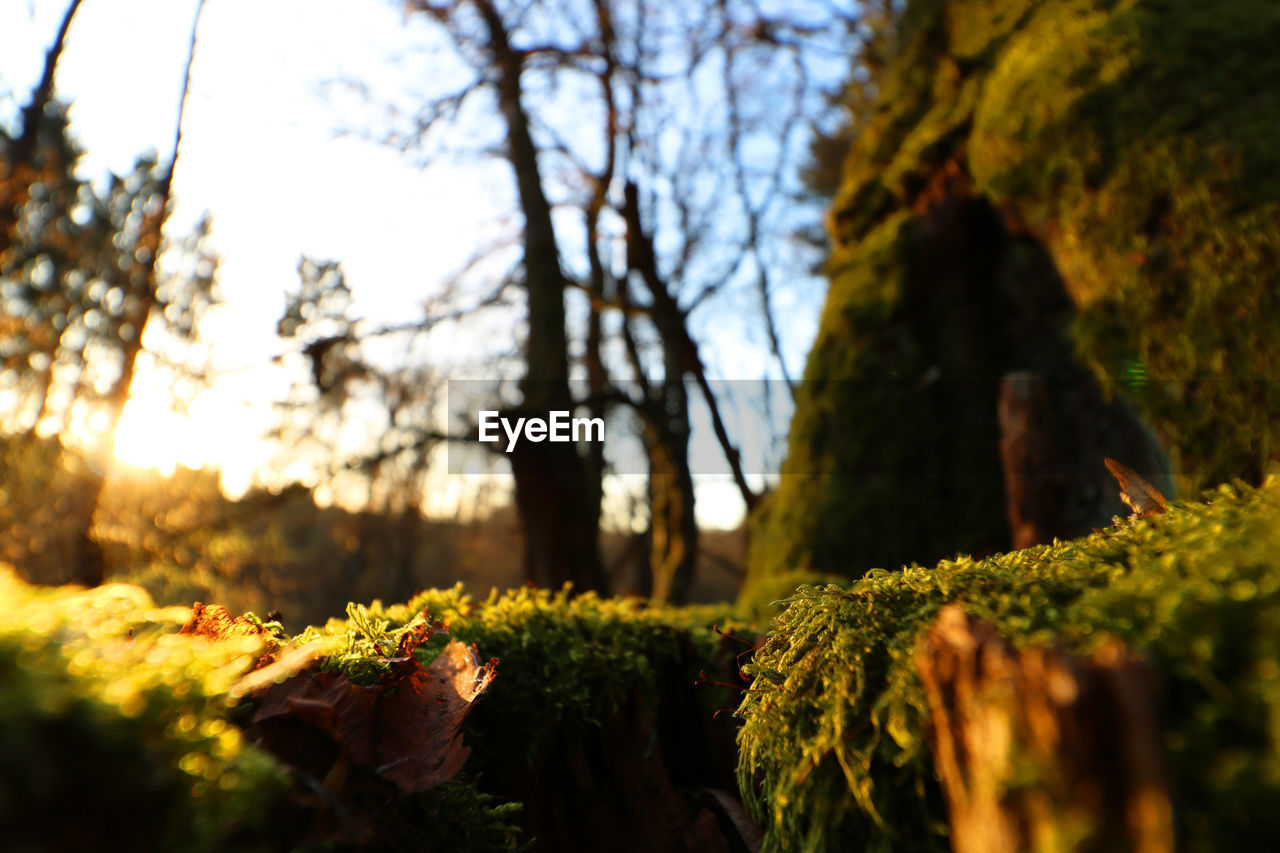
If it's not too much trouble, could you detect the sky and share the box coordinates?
[2,0,520,494]
[0,0,830,528]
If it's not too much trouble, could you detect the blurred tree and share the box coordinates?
[281,0,856,601]
[0,432,98,586]
[0,0,215,585]
[0,0,82,264]
[272,256,456,601]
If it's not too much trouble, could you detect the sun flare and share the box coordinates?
[112,387,263,496]
[113,397,201,475]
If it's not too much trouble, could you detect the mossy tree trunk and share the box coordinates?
[746,157,1170,602]
[747,0,1280,604]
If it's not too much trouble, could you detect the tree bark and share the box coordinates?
[998,371,1062,549]
[916,605,1174,853]
[622,182,699,602]
[473,0,605,593]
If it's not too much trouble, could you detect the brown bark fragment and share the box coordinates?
[916,605,1173,853]
[999,372,1063,549]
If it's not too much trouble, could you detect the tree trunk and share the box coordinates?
[644,414,697,604]
[73,271,153,586]
[622,182,699,602]
[916,605,1174,853]
[473,0,605,593]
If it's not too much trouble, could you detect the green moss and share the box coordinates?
[291,585,750,847]
[0,567,287,851]
[750,0,1280,606]
[747,199,1014,601]
[737,475,1280,852]
[744,1,1025,599]
[745,213,918,605]
[0,564,748,847]
[966,0,1280,490]
[301,584,746,756]
[417,779,526,851]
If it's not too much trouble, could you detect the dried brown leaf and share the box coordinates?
[179,602,279,669]
[1104,457,1168,516]
[249,639,497,793]
[180,601,270,640]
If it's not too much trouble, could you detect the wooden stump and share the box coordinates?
[998,371,1062,550]
[916,605,1173,853]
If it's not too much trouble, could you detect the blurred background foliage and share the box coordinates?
[2,0,846,607]
[0,431,746,627]
[4,0,1280,624]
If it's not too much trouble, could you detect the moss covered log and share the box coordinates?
[299,587,749,851]
[8,473,1280,852]
[0,569,286,851]
[0,570,750,850]
[736,474,1280,852]
[746,0,1280,602]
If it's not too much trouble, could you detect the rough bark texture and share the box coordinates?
[917,605,1174,853]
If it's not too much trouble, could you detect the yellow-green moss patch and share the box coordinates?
[0,569,285,850]
[737,475,1280,852]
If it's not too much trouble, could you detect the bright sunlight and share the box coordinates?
[113,387,260,494]
[114,395,210,475]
